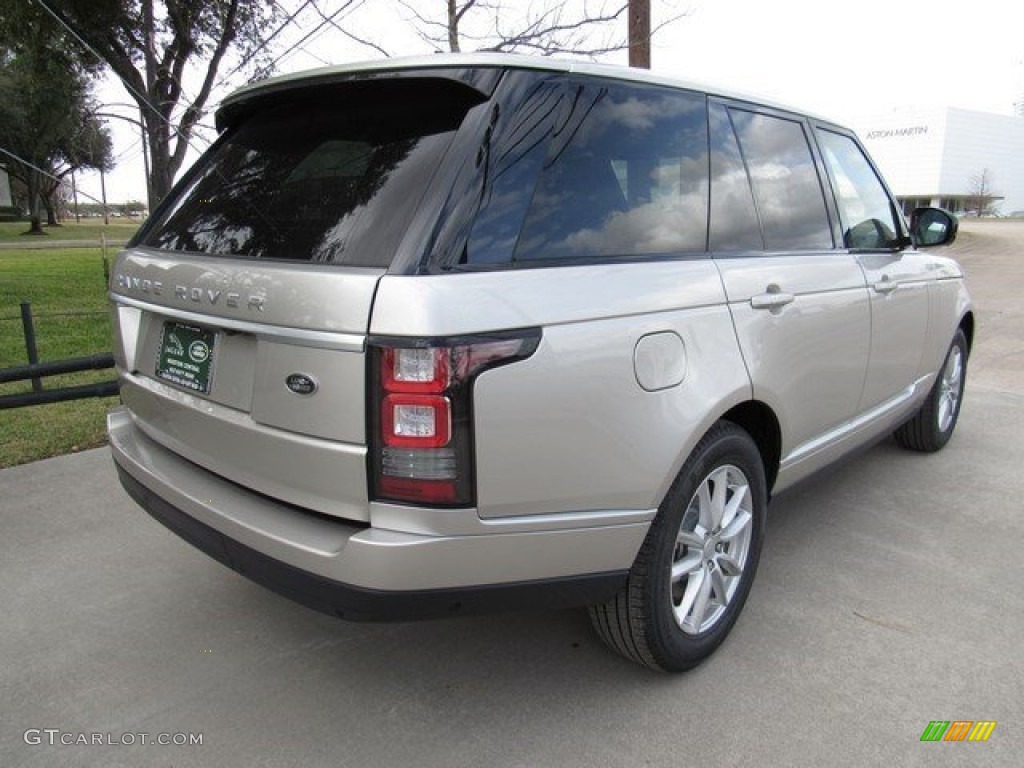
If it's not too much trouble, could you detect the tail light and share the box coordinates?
[368,331,540,507]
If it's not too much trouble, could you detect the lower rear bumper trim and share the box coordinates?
[116,464,627,621]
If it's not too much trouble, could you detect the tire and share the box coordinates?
[589,421,767,672]
[894,328,968,453]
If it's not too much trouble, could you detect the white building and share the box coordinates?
[856,107,1024,216]
[0,166,13,208]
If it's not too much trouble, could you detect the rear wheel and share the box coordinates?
[894,329,968,452]
[589,421,766,672]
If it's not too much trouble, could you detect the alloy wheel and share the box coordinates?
[670,464,754,635]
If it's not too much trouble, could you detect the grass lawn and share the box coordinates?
[0,219,141,242]
[1,247,120,467]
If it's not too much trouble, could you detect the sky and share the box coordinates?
[75,0,1024,206]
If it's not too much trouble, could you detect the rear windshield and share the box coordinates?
[141,82,477,267]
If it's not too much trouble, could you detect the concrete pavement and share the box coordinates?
[1,221,1021,767]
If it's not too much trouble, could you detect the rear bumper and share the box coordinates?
[108,408,644,620]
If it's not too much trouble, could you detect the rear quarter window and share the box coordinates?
[458,79,709,266]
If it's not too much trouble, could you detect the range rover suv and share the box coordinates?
[108,54,972,671]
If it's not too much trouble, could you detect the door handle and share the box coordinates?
[873,276,898,294]
[750,287,795,311]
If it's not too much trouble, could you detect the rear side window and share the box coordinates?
[479,81,708,264]
[141,83,478,267]
[729,109,833,251]
[815,129,901,249]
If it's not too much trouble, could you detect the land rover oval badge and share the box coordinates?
[285,373,318,396]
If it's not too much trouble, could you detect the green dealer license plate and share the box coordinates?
[156,321,216,394]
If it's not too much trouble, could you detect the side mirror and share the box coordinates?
[910,207,958,247]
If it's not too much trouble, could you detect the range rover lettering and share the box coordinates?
[108,55,972,671]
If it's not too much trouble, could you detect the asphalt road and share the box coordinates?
[2,221,1022,767]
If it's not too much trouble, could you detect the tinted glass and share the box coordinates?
[462,80,564,265]
[709,104,762,251]
[816,129,900,249]
[143,90,470,267]
[512,82,708,262]
[730,110,832,251]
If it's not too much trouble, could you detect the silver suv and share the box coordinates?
[108,54,972,671]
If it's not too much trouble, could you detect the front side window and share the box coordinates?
[509,82,709,262]
[816,129,901,250]
[730,110,833,251]
[142,83,478,267]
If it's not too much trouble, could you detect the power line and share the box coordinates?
[111,139,143,165]
[296,47,334,68]
[0,146,110,209]
[261,0,362,73]
[31,0,194,149]
[309,0,388,58]
[213,0,318,91]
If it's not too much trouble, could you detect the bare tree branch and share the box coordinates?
[310,0,389,57]
[171,0,240,173]
[403,0,672,59]
[397,0,453,35]
[490,2,628,55]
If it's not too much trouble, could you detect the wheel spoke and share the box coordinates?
[710,565,729,606]
[684,565,714,632]
[677,528,704,550]
[721,483,749,529]
[708,467,729,530]
[946,350,962,388]
[717,553,743,577]
[720,508,752,544]
[696,482,714,530]
[937,397,952,431]
[674,568,704,626]
[671,551,703,582]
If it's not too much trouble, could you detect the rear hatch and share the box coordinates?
[109,71,491,522]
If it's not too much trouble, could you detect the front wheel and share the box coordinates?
[589,421,767,672]
[894,328,968,452]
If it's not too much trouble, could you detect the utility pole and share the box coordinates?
[71,171,80,223]
[140,117,152,214]
[100,168,109,225]
[95,107,153,214]
[629,0,651,69]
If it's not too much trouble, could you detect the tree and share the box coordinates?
[119,199,147,216]
[31,0,282,208]
[400,0,629,57]
[966,168,1001,217]
[0,15,113,234]
[41,119,113,225]
[395,1,685,66]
